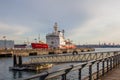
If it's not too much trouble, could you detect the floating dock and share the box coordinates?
[9,55,53,71]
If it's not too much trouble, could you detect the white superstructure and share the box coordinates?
[46,22,66,49]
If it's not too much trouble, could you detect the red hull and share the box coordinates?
[31,43,48,49]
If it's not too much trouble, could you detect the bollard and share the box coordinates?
[13,55,17,67]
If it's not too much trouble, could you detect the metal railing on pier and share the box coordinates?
[22,51,120,80]
[28,51,119,64]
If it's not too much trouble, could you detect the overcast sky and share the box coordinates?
[0,0,120,44]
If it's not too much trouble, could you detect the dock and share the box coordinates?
[15,50,120,80]
[0,48,94,57]
[0,52,12,57]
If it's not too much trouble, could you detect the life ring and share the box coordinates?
[72,51,78,55]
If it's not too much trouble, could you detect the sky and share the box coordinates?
[0,0,120,44]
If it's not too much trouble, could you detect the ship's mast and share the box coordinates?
[38,34,40,42]
[62,29,65,38]
[54,22,58,34]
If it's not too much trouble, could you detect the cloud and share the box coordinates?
[0,0,120,44]
[0,22,30,35]
[67,0,120,44]
[0,22,32,43]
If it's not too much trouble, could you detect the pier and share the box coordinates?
[0,48,94,57]
[16,50,120,80]
[28,51,117,64]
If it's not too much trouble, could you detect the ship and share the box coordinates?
[46,22,76,49]
[31,22,76,49]
[31,41,48,49]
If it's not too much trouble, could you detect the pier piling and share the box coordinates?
[18,56,22,66]
[13,55,17,67]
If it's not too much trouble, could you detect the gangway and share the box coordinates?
[28,51,119,64]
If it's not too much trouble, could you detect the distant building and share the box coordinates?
[0,40,14,49]
[46,22,66,49]
[14,44,27,49]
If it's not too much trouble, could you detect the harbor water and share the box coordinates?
[0,48,120,80]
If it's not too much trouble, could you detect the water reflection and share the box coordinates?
[1,48,120,80]
[12,71,23,79]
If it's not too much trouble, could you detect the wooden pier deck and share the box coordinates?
[100,66,120,80]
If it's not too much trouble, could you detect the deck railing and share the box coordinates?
[28,51,119,64]
[22,51,120,80]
